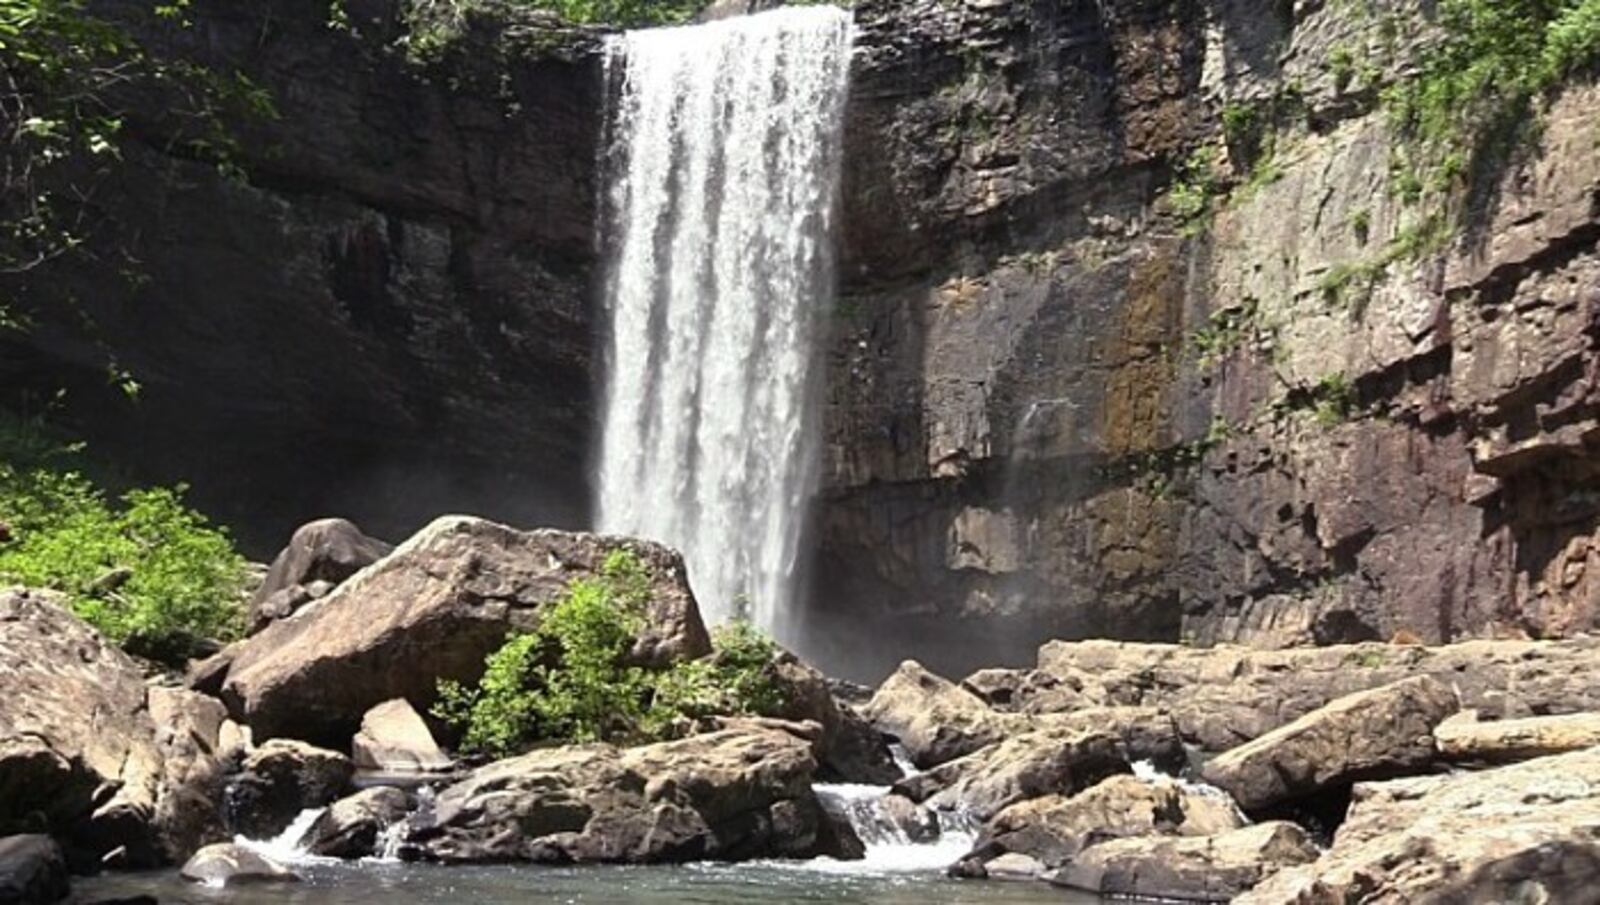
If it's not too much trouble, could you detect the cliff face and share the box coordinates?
[9,0,1600,679]
[812,0,1600,678]
[3,0,607,551]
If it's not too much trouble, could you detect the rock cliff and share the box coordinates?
[9,0,1600,680]
[811,0,1600,678]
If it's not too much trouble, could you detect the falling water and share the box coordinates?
[595,7,854,634]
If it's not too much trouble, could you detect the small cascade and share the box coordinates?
[235,807,326,864]
[810,783,978,874]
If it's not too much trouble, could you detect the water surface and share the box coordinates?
[80,860,1089,904]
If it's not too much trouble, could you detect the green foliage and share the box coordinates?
[1318,215,1448,308]
[1189,299,1262,369]
[1167,147,1223,235]
[0,415,248,661]
[2,0,276,343]
[1384,0,1600,209]
[1311,372,1357,426]
[436,550,785,757]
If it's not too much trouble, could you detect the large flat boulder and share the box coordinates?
[1201,676,1457,812]
[0,590,165,866]
[1050,822,1320,902]
[210,517,713,745]
[1434,709,1600,765]
[402,723,849,864]
[1240,748,1600,903]
[895,727,1129,821]
[962,774,1245,872]
[864,660,1010,768]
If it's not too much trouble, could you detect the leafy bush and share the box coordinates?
[0,416,248,661]
[1384,0,1600,202]
[435,549,785,757]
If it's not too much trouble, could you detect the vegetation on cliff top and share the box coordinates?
[435,549,785,756]
[0,412,249,662]
[1381,0,1600,223]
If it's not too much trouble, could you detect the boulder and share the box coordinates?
[862,662,1182,773]
[350,699,451,774]
[178,843,299,886]
[1030,638,1600,754]
[964,774,1245,871]
[863,661,1010,768]
[300,787,413,859]
[1201,676,1456,812]
[1240,747,1600,904]
[1434,709,1600,764]
[1050,822,1320,902]
[879,793,940,843]
[769,655,899,784]
[224,740,353,840]
[147,687,231,860]
[213,517,712,745]
[0,836,69,904]
[981,851,1047,881]
[0,590,164,866]
[402,723,849,864]
[895,727,1129,821]
[247,518,392,633]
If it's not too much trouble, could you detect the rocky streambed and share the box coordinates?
[6,515,1600,903]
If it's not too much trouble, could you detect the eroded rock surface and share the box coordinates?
[962,774,1245,872]
[225,741,354,840]
[402,724,852,864]
[1051,822,1321,903]
[0,590,223,866]
[1022,638,1600,753]
[1434,709,1600,765]
[1201,677,1456,812]
[895,727,1128,821]
[1240,748,1600,904]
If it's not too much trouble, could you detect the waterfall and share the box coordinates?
[595,7,854,635]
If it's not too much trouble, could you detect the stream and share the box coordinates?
[76,780,1094,903]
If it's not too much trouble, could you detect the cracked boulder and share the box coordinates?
[401,723,856,864]
[0,589,213,867]
[1240,747,1600,903]
[1201,676,1457,812]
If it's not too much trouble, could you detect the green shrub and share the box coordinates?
[0,421,248,661]
[1384,0,1600,204]
[435,550,786,757]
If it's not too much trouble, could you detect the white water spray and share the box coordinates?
[595,7,854,634]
